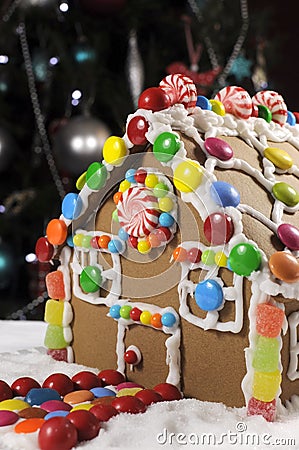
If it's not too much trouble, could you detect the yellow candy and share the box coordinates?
[215,251,228,267]
[137,240,151,254]
[173,160,203,193]
[0,399,29,411]
[119,180,131,192]
[76,171,86,190]
[116,388,143,397]
[140,310,151,325]
[70,403,93,412]
[252,370,281,402]
[44,299,64,325]
[145,174,159,188]
[209,99,226,116]
[103,136,127,166]
[158,197,173,212]
[73,233,84,247]
[264,147,293,170]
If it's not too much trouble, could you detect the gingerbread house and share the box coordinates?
[36,75,299,422]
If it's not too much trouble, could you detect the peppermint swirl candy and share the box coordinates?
[160,74,197,113]
[252,90,288,126]
[214,86,252,120]
[117,187,160,237]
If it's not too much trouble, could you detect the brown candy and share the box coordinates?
[19,407,47,419]
[63,390,94,405]
[269,251,299,283]
[91,396,114,406]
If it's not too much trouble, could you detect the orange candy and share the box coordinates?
[151,313,162,328]
[98,235,111,249]
[46,219,67,246]
[113,192,123,204]
[173,247,187,262]
[256,303,284,338]
[269,251,299,283]
[147,232,161,248]
[14,418,45,434]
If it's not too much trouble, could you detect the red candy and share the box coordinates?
[38,417,78,450]
[47,348,68,362]
[203,213,234,245]
[134,168,147,184]
[45,271,65,300]
[72,371,102,390]
[111,395,146,414]
[11,377,40,397]
[90,236,100,249]
[98,369,125,386]
[187,248,202,264]
[138,87,171,112]
[124,350,138,365]
[90,404,118,422]
[215,86,252,119]
[247,397,276,422]
[128,236,138,249]
[157,226,171,242]
[160,74,197,113]
[35,237,54,263]
[256,303,284,338]
[153,383,182,401]
[42,373,74,397]
[0,380,13,401]
[130,307,142,321]
[67,410,101,442]
[40,400,72,412]
[127,115,149,145]
[135,389,163,405]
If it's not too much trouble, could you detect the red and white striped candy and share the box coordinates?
[252,90,288,126]
[117,187,160,237]
[214,86,252,119]
[159,74,197,113]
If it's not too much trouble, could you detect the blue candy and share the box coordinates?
[108,239,123,253]
[25,388,61,406]
[62,193,82,220]
[210,181,240,207]
[118,227,129,241]
[45,410,69,420]
[195,279,223,311]
[67,235,74,247]
[287,111,296,126]
[125,169,137,183]
[161,312,176,327]
[196,95,212,110]
[90,387,116,398]
[109,304,121,319]
[159,212,174,227]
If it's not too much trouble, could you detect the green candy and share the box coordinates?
[112,209,119,222]
[80,265,102,293]
[86,162,108,190]
[201,249,215,266]
[272,182,299,207]
[120,305,132,319]
[44,324,68,349]
[257,105,272,123]
[153,132,180,162]
[81,235,92,248]
[228,243,261,276]
[252,336,280,372]
[153,182,169,198]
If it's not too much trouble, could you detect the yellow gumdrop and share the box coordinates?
[76,171,86,190]
[159,197,173,212]
[116,388,143,397]
[73,233,84,247]
[119,180,131,192]
[140,310,151,325]
[209,99,226,116]
[103,136,127,166]
[264,147,293,170]
[252,370,281,402]
[145,174,159,188]
[174,160,203,193]
[137,240,151,254]
[0,399,29,411]
[70,403,93,412]
[215,251,228,267]
[44,299,64,326]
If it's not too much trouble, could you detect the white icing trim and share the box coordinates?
[63,326,72,344]
[287,311,299,381]
[58,246,72,301]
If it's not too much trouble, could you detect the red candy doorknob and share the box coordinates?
[124,345,142,366]
[138,87,171,112]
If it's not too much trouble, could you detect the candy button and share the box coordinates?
[25,388,61,407]
[76,171,86,190]
[42,374,74,397]
[44,324,71,349]
[268,251,299,283]
[116,388,142,397]
[153,132,180,162]
[252,336,280,372]
[44,300,72,327]
[11,377,41,397]
[15,418,45,434]
[89,404,118,422]
[45,271,65,300]
[67,410,101,442]
[38,417,78,450]
[72,371,101,391]
[247,397,276,422]
[90,236,100,248]
[118,227,129,241]
[135,389,163,406]
[81,235,92,248]
[195,279,223,311]
[0,399,29,411]
[151,313,162,328]
[103,136,127,166]
[287,110,296,126]
[161,312,176,328]
[137,240,151,254]
[98,235,111,249]
[46,219,68,246]
[256,303,284,338]
[159,212,174,227]
[173,160,203,193]
[98,369,125,387]
[119,179,131,193]
[108,239,123,254]
[91,396,114,406]
[109,304,121,319]
[124,348,142,365]
[134,168,147,184]
[0,410,19,426]
[145,174,159,188]
[86,162,108,190]
[80,265,102,293]
[125,169,137,183]
[201,249,215,266]
[209,99,226,116]
[153,383,182,401]
[257,104,272,123]
[196,95,211,110]
[215,251,228,267]
[90,387,116,398]
[70,403,93,412]
[173,247,187,262]
[153,183,169,198]
[158,197,173,212]
[277,223,299,250]
[62,193,82,220]
[187,247,202,263]
[252,370,281,403]
[264,147,293,170]
[19,407,47,419]
[35,237,54,262]
[211,181,240,207]
[111,395,146,414]
[73,233,83,247]
[45,410,69,419]
[63,390,94,405]
[116,382,143,391]
[0,381,13,401]
[127,116,149,146]
[204,137,233,161]
[138,87,171,112]
[130,307,142,321]
[228,243,261,276]
[203,212,234,245]
[272,182,299,207]
[119,305,132,319]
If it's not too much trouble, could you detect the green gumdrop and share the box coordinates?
[153,182,169,198]
[272,182,299,207]
[228,243,261,276]
[252,336,280,372]
[120,305,132,319]
[44,324,68,349]
[81,235,92,248]
[201,249,215,266]
[153,132,180,162]
[80,265,102,293]
[86,162,108,190]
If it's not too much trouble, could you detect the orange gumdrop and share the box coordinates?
[46,219,67,246]
[98,235,111,249]
[14,418,45,434]
[256,303,284,338]
[113,192,123,205]
[151,313,162,329]
[173,247,187,262]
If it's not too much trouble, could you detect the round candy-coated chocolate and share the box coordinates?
[15,418,45,434]
[46,219,68,246]
[124,350,139,365]
[204,212,234,245]
[90,236,100,249]
[173,160,203,193]
[61,193,82,220]
[196,95,211,110]
[187,248,202,263]
[157,226,172,241]
[125,168,136,183]
[111,395,146,414]
[11,377,41,397]
[98,369,125,386]
[287,110,296,126]
[108,239,123,253]
[264,147,293,170]
[128,235,138,248]
[204,137,233,161]
[80,265,102,293]
[109,304,121,319]
[269,251,299,283]
[120,305,132,319]
[91,396,114,406]
[72,371,102,391]
[127,116,149,145]
[159,212,174,227]
[0,410,18,426]
[116,382,143,391]
[0,399,29,411]
[40,400,72,413]
[135,389,163,405]
[90,403,118,422]
[161,312,176,327]
[86,162,108,190]
[90,387,116,398]
[25,388,61,406]
[195,279,223,311]
[257,104,272,123]
[38,416,78,450]
[277,223,299,250]
[173,247,187,262]
[42,373,74,397]
[211,181,240,207]
[67,410,100,442]
[35,237,54,263]
[153,383,182,401]
[272,182,299,207]
[134,168,147,184]
[63,390,94,405]
[45,410,69,420]
[153,132,180,162]
[228,243,261,276]
[138,87,171,112]
[0,380,13,401]
[103,136,127,166]
[130,307,142,321]
[19,407,47,419]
